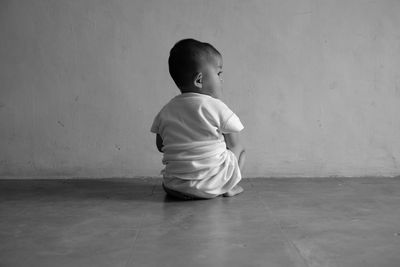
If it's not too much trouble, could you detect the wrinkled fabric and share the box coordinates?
[163,149,241,198]
[151,93,243,198]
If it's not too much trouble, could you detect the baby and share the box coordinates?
[151,39,246,199]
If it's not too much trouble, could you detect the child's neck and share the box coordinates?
[181,87,202,95]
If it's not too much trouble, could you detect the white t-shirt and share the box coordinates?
[151,92,244,197]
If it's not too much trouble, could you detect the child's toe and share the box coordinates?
[223,185,244,197]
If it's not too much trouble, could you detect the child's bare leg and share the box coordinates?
[223,150,246,197]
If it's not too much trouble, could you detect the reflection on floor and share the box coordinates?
[1,177,400,267]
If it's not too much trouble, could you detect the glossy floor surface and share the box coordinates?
[1,177,400,267]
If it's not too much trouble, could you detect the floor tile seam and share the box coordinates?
[124,214,145,267]
[124,229,142,267]
[256,191,311,267]
[123,191,159,267]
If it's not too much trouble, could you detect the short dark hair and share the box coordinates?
[168,39,221,90]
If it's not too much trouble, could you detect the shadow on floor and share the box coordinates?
[0,178,164,202]
[0,178,241,203]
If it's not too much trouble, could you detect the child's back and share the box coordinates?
[151,39,245,199]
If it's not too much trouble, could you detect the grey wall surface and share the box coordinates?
[1,0,400,178]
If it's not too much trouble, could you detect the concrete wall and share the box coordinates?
[1,0,400,178]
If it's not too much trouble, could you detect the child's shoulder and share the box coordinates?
[160,93,229,114]
[182,92,227,105]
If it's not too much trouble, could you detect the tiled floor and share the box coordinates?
[1,177,400,267]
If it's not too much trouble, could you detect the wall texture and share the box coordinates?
[1,0,400,178]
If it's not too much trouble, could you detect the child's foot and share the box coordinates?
[223,185,244,197]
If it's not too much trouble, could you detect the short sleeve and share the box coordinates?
[221,113,244,133]
[150,112,160,134]
[211,98,244,134]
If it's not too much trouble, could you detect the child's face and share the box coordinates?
[201,56,223,99]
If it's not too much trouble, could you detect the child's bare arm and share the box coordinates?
[223,133,246,170]
[223,132,244,154]
[156,134,164,153]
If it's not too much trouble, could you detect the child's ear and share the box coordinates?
[194,72,203,88]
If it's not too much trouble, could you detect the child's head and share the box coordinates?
[168,39,223,98]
